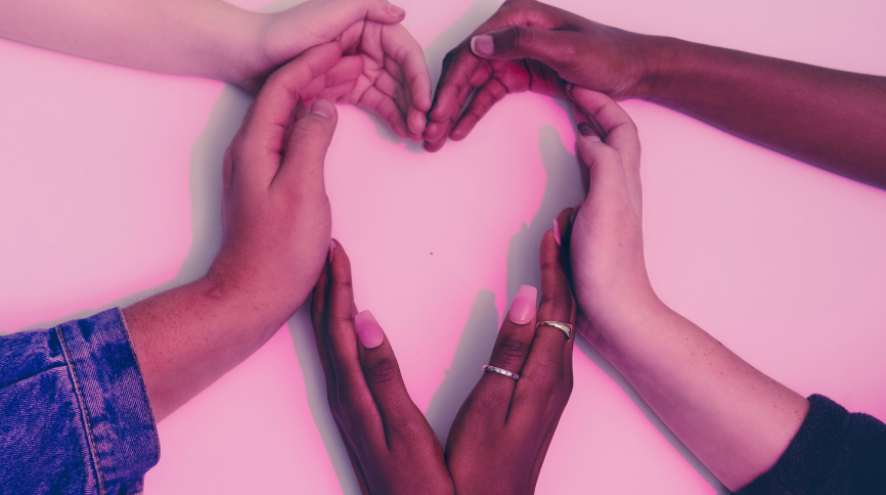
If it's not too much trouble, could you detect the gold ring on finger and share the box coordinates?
[536,321,572,340]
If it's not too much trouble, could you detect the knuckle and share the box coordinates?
[493,337,530,366]
[364,357,399,385]
[510,26,533,51]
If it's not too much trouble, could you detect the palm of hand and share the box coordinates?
[337,20,431,141]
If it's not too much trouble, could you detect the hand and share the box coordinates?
[423,0,662,151]
[240,0,431,140]
[208,41,360,326]
[566,87,656,339]
[335,20,432,141]
[311,242,454,495]
[445,226,575,495]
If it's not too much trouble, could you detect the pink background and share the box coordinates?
[2,0,885,493]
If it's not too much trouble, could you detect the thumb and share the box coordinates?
[317,0,406,26]
[575,122,625,196]
[365,0,407,24]
[470,25,575,68]
[273,99,338,194]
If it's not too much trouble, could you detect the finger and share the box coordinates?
[335,420,372,495]
[425,46,483,144]
[449,73,508,141]
[423,67,487,148]
[467,285,539,421]
[357,85,410,139]
[306,0,406,37]
[571,87,642,213]
[574,119,638,219]
[323,241,387,448]
[510,227,576,427]
[271,99,337,196]
[354,310,428,447]
[555,208,577,376]
[570,87,640,165]
[310,244,338,398]
[363,0,407,24]
[381,24,432,136]
[470,25,578,71]
[235,42,343,189]
[422,129,450,152]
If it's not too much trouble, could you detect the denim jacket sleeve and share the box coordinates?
[0,308,160,495]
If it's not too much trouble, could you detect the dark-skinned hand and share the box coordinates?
[444,216,577,495]
[423,0,663,151]
[311,241,455,495]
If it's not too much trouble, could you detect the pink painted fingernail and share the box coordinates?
[553,219,561,246]
[355,311,385,349]
[471,35,494,57]
[311,99,335,119]
[328,239,336,264]
[508,285,538,325]
[565,82,575,93]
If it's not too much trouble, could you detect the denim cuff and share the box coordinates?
[56,308,160,495]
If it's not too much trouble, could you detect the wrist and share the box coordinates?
[222,11,272,90]
[631,35,684,100]
[576,286,668,350]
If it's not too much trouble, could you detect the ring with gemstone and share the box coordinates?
[536,320,572,340]
[482,365,520,380]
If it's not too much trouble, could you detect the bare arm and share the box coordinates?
[123,43,348,421]
[565,87,808,491]
[645,38,886,189]
[0,0,411,93]
[0,0,260,85]
[426,0,886,188]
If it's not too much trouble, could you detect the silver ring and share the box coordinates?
[536,321,572,340]
[482,365,520,380]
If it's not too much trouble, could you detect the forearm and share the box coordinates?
[638,37,886,189]
[0,0,264,84]
[123,275,289,422]
[584,297,808,491]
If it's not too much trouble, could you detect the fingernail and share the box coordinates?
[328,239,336,264]
[565,82,575,93]
[311,99,335,119]
[470,35,494,57]
[387,4,405,17]
[355,311,385,349]
[553,219,561,246]
[508,285,538,325]
[578,122,601,141]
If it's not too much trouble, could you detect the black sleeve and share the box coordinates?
[737,394,886,495]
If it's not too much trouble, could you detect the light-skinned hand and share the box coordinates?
[565,87,656,342]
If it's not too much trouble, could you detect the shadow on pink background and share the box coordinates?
[1,0,885,493]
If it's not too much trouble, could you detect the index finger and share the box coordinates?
[424,45,483,144]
